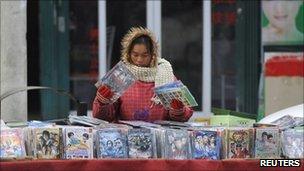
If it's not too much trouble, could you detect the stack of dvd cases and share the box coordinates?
[32,127,63,159]
[0,128,26,159]
[63,126,94,159]
[191,129,221,160]
[127,128,156,159]
[254,127,281,159]
[96,128,128,158]
[281,127,304,158]
[226,128,254,159]
[164,128,190,159]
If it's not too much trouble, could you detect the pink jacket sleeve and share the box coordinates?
[92,97,120,122]
[168,106,193,122]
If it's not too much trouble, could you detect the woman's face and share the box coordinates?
[263,1,301,30]
[130,44,152,67]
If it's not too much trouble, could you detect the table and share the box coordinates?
[1,159,303,171]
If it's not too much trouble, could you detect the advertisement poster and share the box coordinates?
[262,0,304,45]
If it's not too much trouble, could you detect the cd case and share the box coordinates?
[95,61,136,103]
[0,128,26,159]
[191,130,221,160]
[154,80,198,109]
[33,127,62,159]
[227,128,254,159]
[96,128,128,158]
[164,128,190,159]
[281,127,304,158]
[127,128,155,158]
[63,127,94,159]
[254,128,280,159]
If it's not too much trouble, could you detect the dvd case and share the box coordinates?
[63,127,94,159]
[96,128,128,158]
[254,128,280,159]
[227,128,254,159]
[68,115,109,127]
[154,81,198,109]
[164,128,190,159]
[127,128,155,158]
[0,128,26,159]
[191,130,221,160]
[281,128,304,158]
[33,127,62,159]
[95,61,136,103]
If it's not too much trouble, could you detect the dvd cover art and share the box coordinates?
[255,128,280,158]
[95,61,136,103]
[165,129,189,159]
[191,130,220,160]
[34,128,62,159]
[64,127,93,159]
[0,128,26,158]
[199,127,227,159]
[127,128,153,158]
[227,129,252,159]
[281,128,304,158]
[154,81,198,109]
[96,128,127,158]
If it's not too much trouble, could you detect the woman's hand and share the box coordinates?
[96,85,114,104]
[170,99,184,110]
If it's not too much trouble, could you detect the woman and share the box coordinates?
[92,27,193,122]
[262,0,303,43]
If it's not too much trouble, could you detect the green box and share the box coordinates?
[210,108,256,127]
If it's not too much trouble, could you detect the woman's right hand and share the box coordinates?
[96,85,114,104]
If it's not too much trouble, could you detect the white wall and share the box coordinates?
[1,1,27,122]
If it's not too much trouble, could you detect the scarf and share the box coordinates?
[124,58,175,104]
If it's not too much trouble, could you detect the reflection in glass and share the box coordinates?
[69,1,98,110]
[212,1,237,110]
[162,1,202,111]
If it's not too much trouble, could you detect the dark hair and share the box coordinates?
[236,143,242,148]
[68,132,74,138]
[267,134,273,139]
[83,133,89,140]
[129,35,153,56]
[42,130,50,137]
[262,132,268,137]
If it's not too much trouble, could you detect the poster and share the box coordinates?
[262,0,304,45]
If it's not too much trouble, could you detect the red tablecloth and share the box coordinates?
[1,159,303,171]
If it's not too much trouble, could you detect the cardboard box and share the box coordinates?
[210,108,256,127]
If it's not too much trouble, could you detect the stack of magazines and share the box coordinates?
[95,61,136,103]
[154,80,198,109]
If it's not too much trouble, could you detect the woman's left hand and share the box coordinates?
[170,99,184,110]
